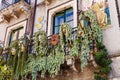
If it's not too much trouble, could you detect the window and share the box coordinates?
[13,0,30,4]
[53,8,73,34]
[9,27,24,45]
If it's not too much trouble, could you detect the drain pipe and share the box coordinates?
[30,0,37,37]
[115,0,120,28]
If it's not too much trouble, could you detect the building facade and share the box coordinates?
[34,0,120,79]
[0,0,120,80]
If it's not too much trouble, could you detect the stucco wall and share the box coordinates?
[0,14,28,44]
[34,1,120,79]
[103,0,120,56]
[34,0,120,56]
[34,0,77,36]
[34,3,47,33]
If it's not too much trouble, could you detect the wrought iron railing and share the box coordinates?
[0,0,30,11]
[0,27,78,55]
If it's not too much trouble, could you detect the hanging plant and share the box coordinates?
[7,37,28,80]
[70,10,104,73]
[71,40,79,57]
[84,10,103,43]
[59,23,72,49]
[80,35,90,71]
[0,65,13,80]
[24,45,65,80]
[33,30,48,56]
[11,48,16,56]
[0,46,3,55]
[24,30,48,80]
[47,45,65,77]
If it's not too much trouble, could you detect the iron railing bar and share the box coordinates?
[47,27,78,38]
[0,0,30,11]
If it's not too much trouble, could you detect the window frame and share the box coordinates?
[53,8,73,34]
[13,0,30,4]
[4,20,27,46]
[8,27,23,46]
[47,0,78,36]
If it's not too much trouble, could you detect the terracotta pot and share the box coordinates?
[51,34,59,46]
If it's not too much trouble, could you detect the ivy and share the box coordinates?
[80,36,90,71]
[60,23,72,49]
[33,30,48,56]
[0,9,111,80]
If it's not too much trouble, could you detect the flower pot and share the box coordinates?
[51,34,59,46]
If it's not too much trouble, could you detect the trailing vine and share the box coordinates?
[47,45,65,77]
[84,10,103,43]
[33,30,48,56]
[24,30,65,80]
[24,30,48,80]
[4,36,28,80]
[59,23,72,49]
[0,10,111,80]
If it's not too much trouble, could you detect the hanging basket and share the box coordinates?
[51,34,59,46]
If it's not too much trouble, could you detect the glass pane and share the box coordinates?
[66,21,74,28]
[12,31,17,41]
[24,0,30,4]
[66,8,73,21]
[54,26,59,34]
[14,0,20,3]
[55,13,64,26]
[18,28,24,39]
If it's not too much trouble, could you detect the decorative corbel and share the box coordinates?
[3,15,11,23]
[20,5,30,14]
[10,10,19,19]
[45,0,52,5]
[0,15,4,23]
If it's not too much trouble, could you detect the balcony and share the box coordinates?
[0,0,31,23]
